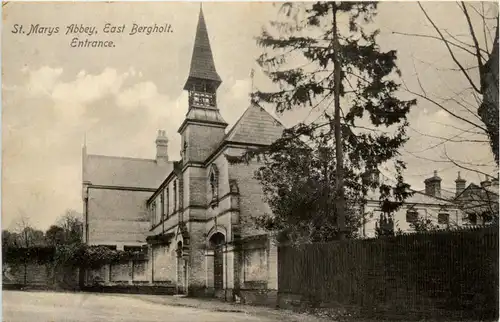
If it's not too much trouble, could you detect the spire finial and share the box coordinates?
[433,170,437,177]
[183,3,221,91]
[457,171,461,179]
[250,68,255,91]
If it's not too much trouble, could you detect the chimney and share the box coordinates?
[455,171,466,197]
[155,130,169,163]
[424,170,442,198]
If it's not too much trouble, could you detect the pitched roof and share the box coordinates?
[406,190,457,205]
[418,188,456,200]
[84,154,173,189]
[183,7,221,90]
[225,103,284,146]
[367,189,457,206]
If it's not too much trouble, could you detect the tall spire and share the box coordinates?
[183,5,221,91]
[178,4,227,135]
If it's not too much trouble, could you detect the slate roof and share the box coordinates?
[84,154,173,189]
[367,189,457,206]
[183,7,221,90]
[418,188,456,200]
[184,106,227,125]
[224,103,284,146]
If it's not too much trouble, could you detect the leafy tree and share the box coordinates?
[45,225,66,246]
[238,1,415,243]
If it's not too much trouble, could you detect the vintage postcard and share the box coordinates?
[2,1,498,321]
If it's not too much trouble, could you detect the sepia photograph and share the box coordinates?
[1,1,499,321]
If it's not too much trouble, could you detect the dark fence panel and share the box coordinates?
[278,227,499,320]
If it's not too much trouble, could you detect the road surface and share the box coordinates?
[2,290,327,322]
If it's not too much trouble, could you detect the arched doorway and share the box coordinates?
[176,241,187,294]
[209,232,225,290]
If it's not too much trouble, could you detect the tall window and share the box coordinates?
[151,201,157,225]
[166,187,170,217]
[173,181,177,212]
[160,191,165,222]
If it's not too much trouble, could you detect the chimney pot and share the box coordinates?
[455,171,466,197]
[156,129,169,162]
[424,170,442,198]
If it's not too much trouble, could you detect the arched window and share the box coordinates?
[209,165,219,203]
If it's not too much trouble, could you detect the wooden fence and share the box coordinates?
[278,226,499,320]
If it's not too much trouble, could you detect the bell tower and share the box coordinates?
[178,6,228,164]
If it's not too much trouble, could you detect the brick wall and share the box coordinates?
[3,262,79,290]
[228,160,270,237]
[185,167,208,209]
[132,261,148,282]
[87,189,151,246]
[184,124,226,163]
[152,244,175,282]
[110,262,131,282]
[188,221,207,293]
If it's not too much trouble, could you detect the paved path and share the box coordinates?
[2,291,330,322]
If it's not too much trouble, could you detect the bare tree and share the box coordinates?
[55,210,83,244]
[396,2,499,167]
[11,215,44,284]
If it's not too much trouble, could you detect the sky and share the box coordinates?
[2,1,498,230]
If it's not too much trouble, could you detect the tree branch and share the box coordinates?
[391,31,479,58]
[429,120,486,135]
[442,29,489,58]
[481,2,490,54]
[418,2,482,93]
[460,2,485,77]
[401,79,488,132]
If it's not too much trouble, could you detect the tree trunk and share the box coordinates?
[479,21,499,165]
[332,3,346,239]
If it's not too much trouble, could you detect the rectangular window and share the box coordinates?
[483,213,493,224]
[244,248,267,282]
[468,213,477,225]
[124,246,142,252]
[438,213,449,225]
[406,210,418,223]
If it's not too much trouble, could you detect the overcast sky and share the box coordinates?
[2,1,498,230]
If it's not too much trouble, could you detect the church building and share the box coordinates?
[82,7,283,303]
